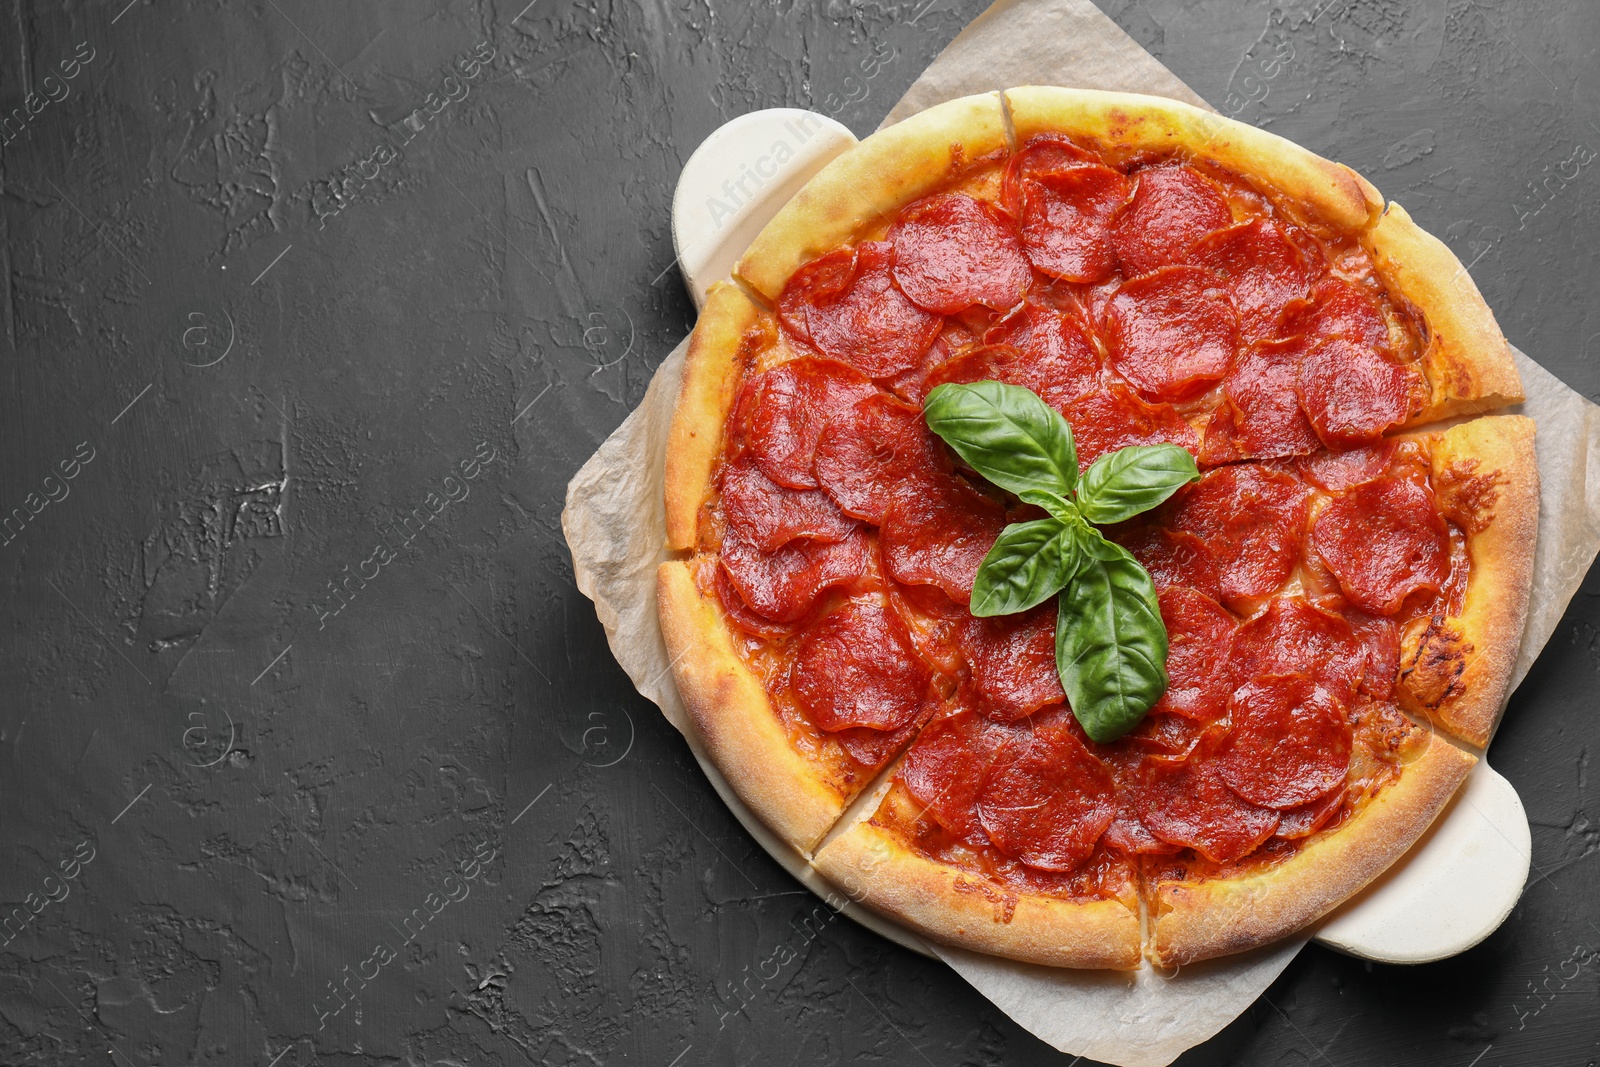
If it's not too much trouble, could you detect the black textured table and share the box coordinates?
[3,2,1598,1064]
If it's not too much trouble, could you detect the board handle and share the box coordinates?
[670,108,856,309]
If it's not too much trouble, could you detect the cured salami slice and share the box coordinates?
[1124,711,1206,757]
[880,476,1008,606]
[1099,747,1181,856]
[713,565,793,641]
[1280,276,1391,353]
[1230,596,1367,703]
[1273,785,1345,840]
[1000,134,1099,207]
[1154,587,1237,723]
[1312,476,1451,614]
[1216,674,1351,809]
[1189,219,1314,341]
[1014,164,1131,283]
[1297,338,1422,447]
[794,598,931,733]
[1137,757,1281,864]
[777,241,944,378]
[925,342,1095,416]
[814,393,948,523]
[1295,441,1396,491]
[1342,608,1401,700]
[978,301,1102,402]
[957,604,1067,721]
[1118,526,1222,601]
[901,708,1025,840]
[718,526,871,624]
[889,193,1032,314]
[721,458,857,552]
[834,710,934,772]
[886,582,968,679]
[1067,383,1200,470]
[1170,465,1309,611]
[977,712,1117,872]
[1104,266,1239,402]
[1221,338,1322,459]
[735,357,876,489]
[1111,165,1234,277]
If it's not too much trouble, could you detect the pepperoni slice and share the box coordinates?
[1312,476,1451,615]
[1014,165,1131,283]
[1117,526,1222,602]
[721,458,857,552]
[1197,404,1244,467]
[814,393,949,523]
[1274,786,1345,840]
[1297,338,1423,447]
[977,712,1117,872]
[1189,219,1313,341]
[834,710,934,772]
[1295,441,1396,491]
[734,357,876,489]
[978,302,1102,402]
[880,476,1008,606]
[1137,757,1281,863]
[1230,597,1366,703]
[886,582,968,678]
[1342,609,1400,700]
[901,708,1026,840]
[718,526,871,624]
[1124,711,1206,757]
[1217,674,1351,810]
[886,320,979,405]
[793,598,930,732]
[1221,338,1322,459]
[1099,747,1182,856]
[889,193,1032,314]
[957,604,1066,721]
[1280,276,1391,353]
[777,242,944,378]
[1154,587,1236,722]
[713,565,792,640]
[1169,465,1309,612]
[1000,135,1099,210]
[1111,165,1234,277]
[1104,266,1239,402]
[1066,384,1200,470]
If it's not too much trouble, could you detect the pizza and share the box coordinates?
[656,88,1538,969]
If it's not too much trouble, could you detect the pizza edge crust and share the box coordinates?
[657,559,847,855]
[813,817,1143,970]
[1148,736,1477,967]
[733,91,1011,301]
[665,281,758,552]
[1369,202,1526,423]
[1399,414,1540,748]
[1003,85,1383,233]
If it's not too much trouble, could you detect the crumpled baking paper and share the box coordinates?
[562,1,1600,1062]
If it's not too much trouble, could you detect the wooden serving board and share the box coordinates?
[668,106,1531,965]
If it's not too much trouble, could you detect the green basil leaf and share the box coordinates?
[1016,488,1079,525]
[923,381,1078,497]
[1055,529,1168,743]
[970,518,1079,618]
[1075,444,1200,525]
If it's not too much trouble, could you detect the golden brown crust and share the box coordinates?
[1003,86,1383,232]
[1398,415,1539,747]
[1149,738,1477,967]
[664,282,760,551]
[1368,202,1525,422]
[735,92,1010,301]
[658,560,847,853]
[813,818,1142,970]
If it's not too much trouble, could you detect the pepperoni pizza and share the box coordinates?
[657,89,1538,969]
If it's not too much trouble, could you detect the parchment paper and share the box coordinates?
[562,2,1600,1062]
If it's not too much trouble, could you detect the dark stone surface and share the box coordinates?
[1,1,1597,1063]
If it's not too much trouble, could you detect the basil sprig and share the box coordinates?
[922,381,1200,742]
